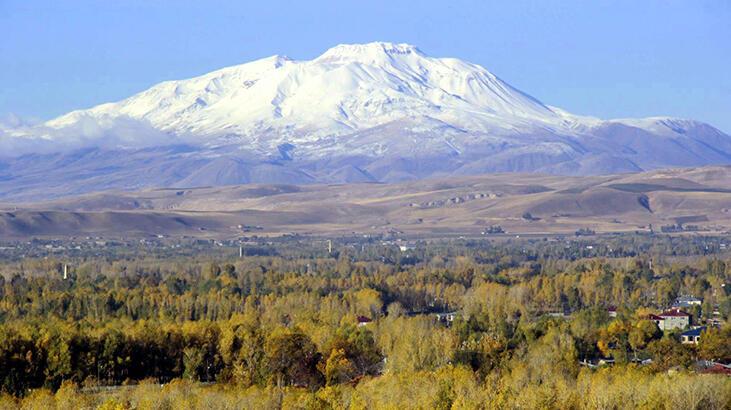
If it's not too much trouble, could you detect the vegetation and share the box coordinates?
[0,235,729,409]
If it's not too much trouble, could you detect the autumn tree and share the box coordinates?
[698,326,731,361]
[265,328,323,389]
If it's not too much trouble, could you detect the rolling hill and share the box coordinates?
[3,166,731,238]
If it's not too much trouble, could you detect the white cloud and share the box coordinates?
[0,114,192,157]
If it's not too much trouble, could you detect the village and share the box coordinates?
[391,293,731,376]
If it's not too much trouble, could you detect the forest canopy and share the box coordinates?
[0,234,729,409]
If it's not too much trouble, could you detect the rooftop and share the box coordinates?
[675,295,701,302]
[681,327,706,337]
[659,309,690,317]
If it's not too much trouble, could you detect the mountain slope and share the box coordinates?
[1,42,730,200]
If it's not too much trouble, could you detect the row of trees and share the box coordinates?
[1,254,729,324]
[0,238,729,405]
[2,367,729,409]
[1,293,729,396]
[0,315,383,396]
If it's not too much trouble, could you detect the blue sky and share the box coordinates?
[1,0,730,132]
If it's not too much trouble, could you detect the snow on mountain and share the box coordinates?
[1,42,730,200]
[42,43,566,148]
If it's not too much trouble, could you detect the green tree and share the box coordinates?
[183,347,204,381]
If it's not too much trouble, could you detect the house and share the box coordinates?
[709,307,724,327]
[657,309,691,331]
[700,363,731,376]
[357,316,373,327]
[647,309,691,331]
[598,358,615,366]
[681,327,706,345]
[672,296,702,309]
[648,314,665,329]
[435,311,458,324]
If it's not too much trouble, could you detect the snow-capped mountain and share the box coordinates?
[47,44,559,144]
[1,42,730,200]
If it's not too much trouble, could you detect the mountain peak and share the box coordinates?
[316,42,424,62]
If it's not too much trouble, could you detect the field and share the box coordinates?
[3,166,731,238]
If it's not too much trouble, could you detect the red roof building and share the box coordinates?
[659,308,690,318]
[700,363,731,376]
[657,308,691,331]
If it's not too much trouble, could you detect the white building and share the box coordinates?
[654,309,690,331]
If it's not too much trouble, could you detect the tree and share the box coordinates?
[220,315,266,387]
[39,327,73,389]
[326,325,382,379]
[698,326,731,361]
[204,263,221,280]
[628,320,662,358]
[646,337,693,371]
[386,302,404,318]
[265,328,323,389]
[323,349,356,385]
[353,288,382,318]
[183,347,204,381]
[597,320,631,362]
[524,325,579,383]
